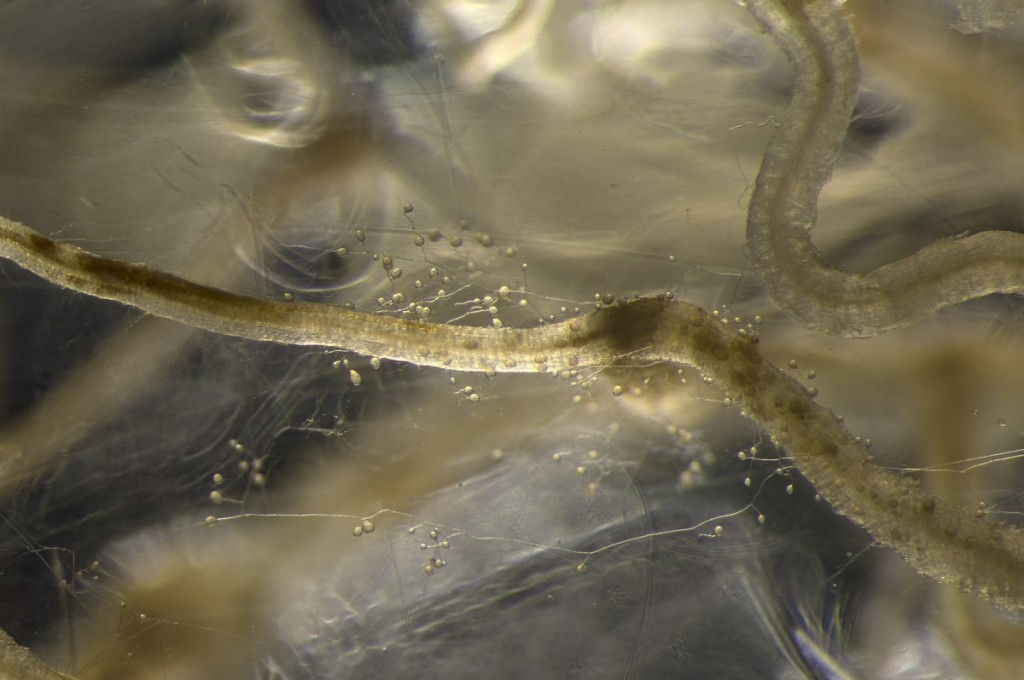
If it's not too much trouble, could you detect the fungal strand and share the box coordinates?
[0,214,1023,609]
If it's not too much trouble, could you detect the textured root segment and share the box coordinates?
[0,214,1022,609]
[745,0,1024,338]
[0,627,74,679]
